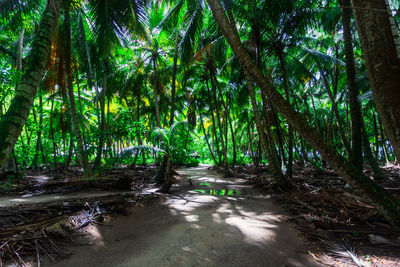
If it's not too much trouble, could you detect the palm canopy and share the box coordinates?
[1,0,400,229]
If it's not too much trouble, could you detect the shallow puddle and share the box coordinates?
[192,189,241,196]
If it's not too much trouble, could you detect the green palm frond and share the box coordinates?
[301,47,345,66]
[0,43,16,60]
[157,0,184,29]
[0,0,38,19]
[88,0,148,51]
[180,0,205,64]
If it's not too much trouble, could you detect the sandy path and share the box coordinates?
[51,165,320,267]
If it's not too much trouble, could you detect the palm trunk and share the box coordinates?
[65,9,90,176]
[206,79,221,165]
[198,103,217,164]
[136,89,146,165]
[228,112,237,166]
[152,59,161,128]
[49,97,58,168]
[0,0,61,169]
[94,75,107,169]
[169,33,179,126]
[207,0,400,226]
[379,117,390,164]
[246,72,288,186]
[317,62,351,156]
[341,0,363,170]
[32,90,44,170]
[210,71,230,176]
[372,111,379,158]
[352,0,400,160]
[17,28,24,71]
[278,52,293,178]
[76,70,88,152]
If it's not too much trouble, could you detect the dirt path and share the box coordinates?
[51,165,320,267]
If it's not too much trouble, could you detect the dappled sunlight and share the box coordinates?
[166,168,286,251]
[10,198,28,203]
[165,194,219,212]
[48,166,317,267]
[84,225,105,247]
[225,215,276,247]
[184,214,199,222]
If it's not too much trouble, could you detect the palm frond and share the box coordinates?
[302,47,345,66]
[180,0,205,64]
[157,0,184,29]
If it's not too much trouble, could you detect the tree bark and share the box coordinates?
[49,97,58,168]
[65,9,91,176]
[0,0,61,169]
[17,28,24,71]
[352,0,400,160]
[206,79,221,165]
[278,52,293,178]
[169,32,179,127]
[246,72,288,186]
[210,71,230,176]
[198,102,217,165]
[206,0,400,226]
[341,0,363,170]
[94,75,107,169]
[152,59,162,128]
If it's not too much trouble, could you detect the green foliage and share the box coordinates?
[0,0,396,176]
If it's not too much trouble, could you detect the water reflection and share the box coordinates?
[192,189,241,196]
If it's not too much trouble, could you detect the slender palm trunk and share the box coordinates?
[379,117,390,164]
[169,33,179,126]
[207,0,400,226]
[0,0,61,169]
[152,59,162,128]
[278,52,293,178]
[246,72,288,186]
[65,9,90,176]
[49,97,57,168]
[76,70,88,152]
[210,71,230,176]
[352,0,400,160]
[341,0,363,169]
[198,103,217,165]
[94,75,107,169]
[228,112,237,166]
[206,79,221,165]
[136,89,146,165]
[32,90,44,170]
[317,62,351,156]
[372,111,379,158]
[17,28,24,71]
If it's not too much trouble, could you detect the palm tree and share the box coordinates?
[64,5,91,176]
[0,0,62,169]
[206,0,400,226]
[224,3,288,185]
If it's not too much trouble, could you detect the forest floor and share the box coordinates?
[0,164,316,266]
[48,164,319,267]
[1,164,400,266]
[228,163,400,266]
